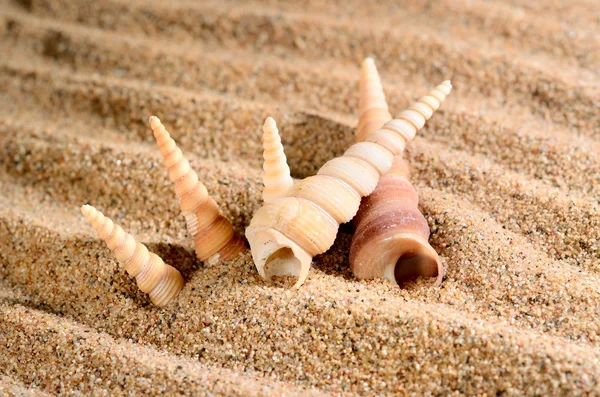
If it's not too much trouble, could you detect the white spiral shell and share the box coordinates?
[261,117,294,203]
[80,204,184,307]
[356,57,393,142]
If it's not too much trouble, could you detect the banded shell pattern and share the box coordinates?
[262,117,294,202]
[349,157,445,286]
[80,204,184,307]
[245,81,452,288]
[356,57,392,142]
[350,59,448,286]
[149,116,245,264]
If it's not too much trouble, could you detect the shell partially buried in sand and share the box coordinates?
[149,116,245,264]
[245,80,451,288]
[350,157,444,286]
[350,59,448,286]
[80,204,184,307]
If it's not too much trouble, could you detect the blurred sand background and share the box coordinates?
[1,0,599,395]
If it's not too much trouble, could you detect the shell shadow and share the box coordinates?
[281,112,354,179]
[145,241,200,281]
[310,222,356,281]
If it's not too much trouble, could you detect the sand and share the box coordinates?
[0,0,599,395]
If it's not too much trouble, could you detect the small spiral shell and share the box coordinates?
[349,157,445,286]
[356,57,392,142]
[149,116,245,263]
[246,81,451,288]
[262,117,294,203]
[80,204,184,307]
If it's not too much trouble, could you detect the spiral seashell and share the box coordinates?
[80,204,184,307]
[261,117,294,203]
[356,57,392,142]
[246,80,451,288]
[350,67,451,287]
[349,157,445,286]
[149,116,245,264]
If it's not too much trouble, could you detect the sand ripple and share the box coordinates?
[1,0,599,394]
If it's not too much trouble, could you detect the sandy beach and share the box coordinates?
[1,0,600,395]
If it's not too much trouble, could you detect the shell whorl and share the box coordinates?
[246,81,451,288]
[366,80,452,145]
[149,116,245,263]
[356,57,392,142]
[349,158,445,287]
[262,117,294,203]
[80,204,184,307]
[351,72,451,287]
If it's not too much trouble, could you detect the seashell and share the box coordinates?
[349,157,445,286]
[246,81,451,288]
[261,117,294,203]
[80,204,184,307]
[350,60,449,287]
[149,116,245,264]
[356,57,392,142]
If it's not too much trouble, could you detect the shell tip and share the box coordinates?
[80,204,95,219]
[361,57,376,71]
[264,117,276,128]
[437,80,453,96]
[148,115,162,129]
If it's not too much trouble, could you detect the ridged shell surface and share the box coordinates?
[349,71,451,286]
[149,116,245,263]
[246,81,451,288]
[80,204,184,307]
[261,117,294,203]
[349,158,445,286]
[356,57,392,142]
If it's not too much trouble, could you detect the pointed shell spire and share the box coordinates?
[80,204,184,307]
[246,81,451,288]
[349,157,445,286]
[261,117,294,203]
[149,116,245,263]
[350,75,451,287]
[356,57,392,142]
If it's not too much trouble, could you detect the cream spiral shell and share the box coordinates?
[80,204,184,307]
[149,116,245,264]
[262,117,294,203]
[356,57,392,142]
[246,81,451,288]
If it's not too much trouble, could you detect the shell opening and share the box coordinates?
[391,236,444,287]
[394,251,439,285]
[264,247,302,287]
[246,228,312,289]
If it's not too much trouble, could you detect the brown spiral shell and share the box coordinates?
[149,116,245,264]
[349,59,447,286]
[349,158,445,286]
[80,204,184,307]
[245,81,451,288]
